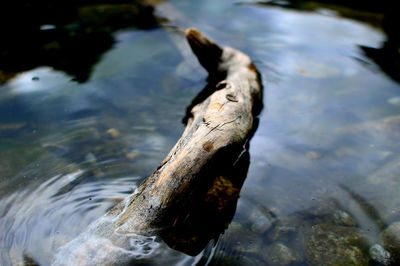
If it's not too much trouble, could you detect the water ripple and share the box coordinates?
[0,172,140,265]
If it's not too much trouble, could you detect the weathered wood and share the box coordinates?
[53,28,262,265]
[114,28,262,233]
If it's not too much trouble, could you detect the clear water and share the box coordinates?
[1,0,400,265]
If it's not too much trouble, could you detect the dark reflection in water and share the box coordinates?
[0,0,158,83]
[359,3,400,83]
[361,38,400,83]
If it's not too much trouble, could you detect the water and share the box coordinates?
[1,0,400,265]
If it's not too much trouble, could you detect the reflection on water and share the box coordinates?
[253,0,400,83]
[1,0,400,265]
[0,0,158,83]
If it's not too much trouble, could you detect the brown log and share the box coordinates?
[53,28,262,265]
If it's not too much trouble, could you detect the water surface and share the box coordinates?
[1,0,400,265]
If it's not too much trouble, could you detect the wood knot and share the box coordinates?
[226,93,238,102]
[202,141,214,152]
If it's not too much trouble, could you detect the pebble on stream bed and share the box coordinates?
[305,223,370,265]
[106,128,121,138]
[261,242,301,266]
[381,221,400,263]
[369,243,392,265]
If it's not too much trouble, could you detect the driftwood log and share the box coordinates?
[53,28,262,265]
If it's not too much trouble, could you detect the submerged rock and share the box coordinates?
[261,243,300,266]
[84,152,97,164]
[369,244,391,265]
[125,149,140,160]
[225,223,263,254]
[106,128,120,139]
[332,210,357,227]
[381,221,400,263]
[248,206,273,234]
[268,224,297,243]
[305,223,370,265]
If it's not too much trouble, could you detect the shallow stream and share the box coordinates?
[1,0,400,265]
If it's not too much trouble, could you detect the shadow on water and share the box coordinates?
[0,0,159,84]
[338,184,387,232]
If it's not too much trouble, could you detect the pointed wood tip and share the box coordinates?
[185,28,223,74]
